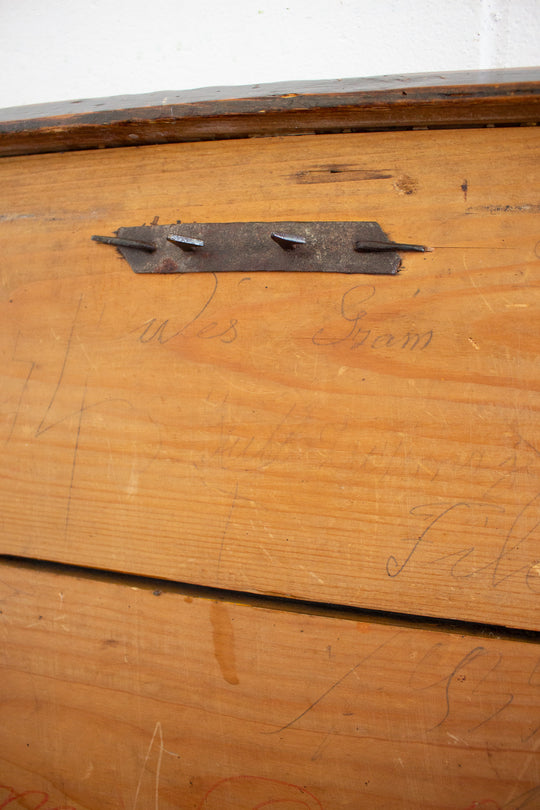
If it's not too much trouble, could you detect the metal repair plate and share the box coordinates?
[114,221,402,275]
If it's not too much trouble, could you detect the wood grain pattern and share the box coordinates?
[1,127,539,629]
[0,559,539,810]
[0,67,539,157]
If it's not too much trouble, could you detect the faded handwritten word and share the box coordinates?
[138,317,237,345]
[386,496,540,593]
[134,273,238,345]
[210,401,303,472]
[313,284,433,351]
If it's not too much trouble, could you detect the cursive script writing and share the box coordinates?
[274,631,540,749]
[134,273,238,345]
[386,496,540,592]
[313,284,433,351]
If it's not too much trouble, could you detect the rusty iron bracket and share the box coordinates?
[92,221,427,275]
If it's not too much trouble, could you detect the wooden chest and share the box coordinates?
[1,69,539,809]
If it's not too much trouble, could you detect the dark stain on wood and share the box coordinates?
[466,203,540,215]
[394,174,418,195]
[295,165,392,184]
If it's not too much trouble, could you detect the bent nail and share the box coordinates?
[167,235,205,252]
[92,234,156,252]
[354,240,426,253]
[271,232,306,250]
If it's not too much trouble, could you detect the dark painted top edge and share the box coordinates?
[1,68,539,124]
[0,68,539,157]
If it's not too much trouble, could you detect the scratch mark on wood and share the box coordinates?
[467,273,494,314]
[501,785,540,810]
[518,434,540,459]
[269,631,401,734]
[132,721,181,810]
[36,294,83,437]
[5,356,35,446]
[37,397,132,436]
[65,381,87,539]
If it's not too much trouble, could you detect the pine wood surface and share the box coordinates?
[0,67,539,157]
[0,559,538,810]
[1,126,539,629]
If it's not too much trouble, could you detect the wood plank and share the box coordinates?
[1,127,539,629]
[0,67,539,157]
[0,559,539,810]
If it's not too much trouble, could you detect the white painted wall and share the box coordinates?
[0,0,538,109]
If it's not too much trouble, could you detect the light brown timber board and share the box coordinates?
[0,559,539,809]
[0,127,539,629]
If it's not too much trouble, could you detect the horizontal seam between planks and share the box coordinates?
[0,553,538,644]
